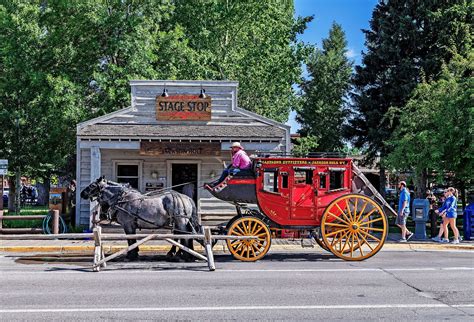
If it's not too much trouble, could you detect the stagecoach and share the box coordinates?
[206,154,396,262]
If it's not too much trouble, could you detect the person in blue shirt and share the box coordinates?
[432,187,460,244]
[396,181,414,242]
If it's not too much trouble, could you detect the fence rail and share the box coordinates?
[0,209,60,234]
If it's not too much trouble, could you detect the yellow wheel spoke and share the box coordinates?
[354,233,364,257]
[325,228,348,238]
[250,244,256,257]
[353,197,359,221]
[241,222,249,234]
[360,217,383,226]
[362,227,385,232]
[338,230,351,252]
[341,231,352,252]
[230,240,241,247]
[331,229,348,246]
[235,225,246,236]
[335,203,352,224]
[234,242,244,253]
[230,229,243,236]
[252,225,264,236]
[256,232,269,238]
[359,208,378,223]
[356,201,369,222]
[324,222,349,228]
[327,212,350,225]
[350,232,355,257]
[359,229,381,242]
[357,232,374,251]
[345,199,354,221]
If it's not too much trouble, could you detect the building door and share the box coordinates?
[171,163,198,204]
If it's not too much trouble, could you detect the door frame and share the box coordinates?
[166,160,202,211]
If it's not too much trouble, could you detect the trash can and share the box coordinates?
[463,204,474,241]
[412,199,429,239]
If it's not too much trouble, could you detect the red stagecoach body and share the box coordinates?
[206,155,395,262]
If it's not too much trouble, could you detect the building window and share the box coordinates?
[263,171,278,193]
[116,164,139,189]
[329,170,344,190]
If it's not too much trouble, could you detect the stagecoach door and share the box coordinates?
[290,167,316,220]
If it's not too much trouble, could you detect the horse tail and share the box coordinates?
[190,201,202,235]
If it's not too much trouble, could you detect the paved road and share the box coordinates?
[0,249,473,321]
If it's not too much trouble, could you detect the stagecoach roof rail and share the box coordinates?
[254,151,348,158]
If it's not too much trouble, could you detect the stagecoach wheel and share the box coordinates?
[226,217,271,262]
[313,228,330,252]
[321,194,387,261]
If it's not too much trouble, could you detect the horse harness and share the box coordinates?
[103,188,198,235]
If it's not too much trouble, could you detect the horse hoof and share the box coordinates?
[166,256,183,262]
[124,256,139,262]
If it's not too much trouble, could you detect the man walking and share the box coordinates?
[396,181,414,242]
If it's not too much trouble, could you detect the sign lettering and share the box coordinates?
[156,95,211,121]
[261,160,348,165]
[140,142,221,156]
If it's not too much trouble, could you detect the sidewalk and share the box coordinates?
[1,233,472,254]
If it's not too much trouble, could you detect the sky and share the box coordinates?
[286,0,378,133]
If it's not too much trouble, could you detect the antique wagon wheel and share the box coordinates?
[321,194,388,261]
[313,227,330,252]
[226,217,271,262]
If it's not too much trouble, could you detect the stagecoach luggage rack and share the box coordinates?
[255,151,348,158]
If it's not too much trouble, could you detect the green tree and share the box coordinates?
[345,0,472,192]
[172,0,312,122]
[386,55,473,197]
[296,22,352,151]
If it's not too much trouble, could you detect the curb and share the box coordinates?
[1,243,472,254]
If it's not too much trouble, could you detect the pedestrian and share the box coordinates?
[206,142,252,188]
[432,187,460,244]
[426,189,438,237]
[396,181,414,242]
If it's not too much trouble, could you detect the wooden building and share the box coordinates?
[76,80,290,226]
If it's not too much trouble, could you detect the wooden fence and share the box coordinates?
[0,209,60,234]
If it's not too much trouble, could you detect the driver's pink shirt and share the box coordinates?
[232,149,252,170]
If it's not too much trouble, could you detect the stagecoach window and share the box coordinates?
[263,172,278,193]
[329,171,344,190]
[319,174,327,189]
[282,174,288,189]
[116,164,139,189]
[294,170,313,185]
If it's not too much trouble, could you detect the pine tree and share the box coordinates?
[296,22,352,151]
[345,0,472,191]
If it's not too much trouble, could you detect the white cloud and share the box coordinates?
[345,48,357,59]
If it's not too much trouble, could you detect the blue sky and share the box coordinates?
[287,0,378,133]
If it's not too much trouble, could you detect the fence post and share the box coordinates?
[204,227,215,271]
[93,226,103,272]
[52,210,59,235]
[0,210,3,230]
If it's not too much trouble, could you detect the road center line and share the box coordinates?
[1,304,473,313]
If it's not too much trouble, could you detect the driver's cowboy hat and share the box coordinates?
[231,142,243,149]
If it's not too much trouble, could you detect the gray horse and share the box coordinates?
[80,177,202,261]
